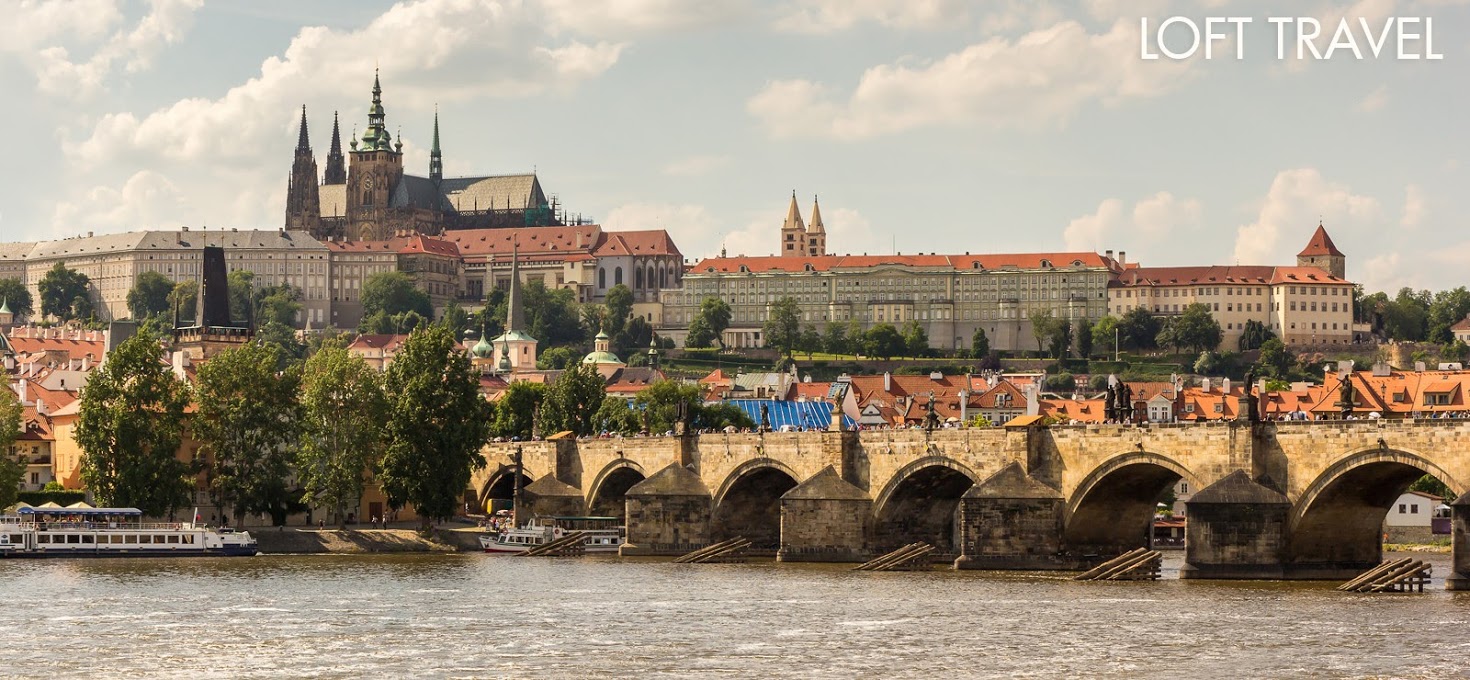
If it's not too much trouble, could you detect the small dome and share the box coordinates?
[582,350,623,365]
[595,330,610,340]
[471,335,494,358]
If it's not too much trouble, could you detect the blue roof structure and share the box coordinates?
[727,400,856,431]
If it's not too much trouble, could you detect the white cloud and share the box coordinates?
[51,0,627,237]
[0,0,121,53]
[603,202,720,252]
[1356,85,1388,112]
[67,0,624,168]
[31,0,203,99]
[541,0,749,37]
[1232,168,1382,266]
[51,170,196,236]
[1401,184,1426,228]
[1360,252,1412,293]
[1063,192,1202,259]
[747,19,1199,139]
[662,154,731,177]
[773,0,971,33]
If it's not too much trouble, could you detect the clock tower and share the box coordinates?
[346,69,404,241]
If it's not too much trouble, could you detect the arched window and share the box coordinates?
[598,267,606,288]
[614,267,623,285]
[362,192,373,206]
[659,267,667,288]
[635,267,644,289]
[646,265,655,290]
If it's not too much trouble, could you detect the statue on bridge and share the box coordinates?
[1104,382,1118,423]
[1117,382,1134,423]
[923,392,941,432]
[1338,372,1356,419]
[759,403,771,433]
[1244,370,1260,424]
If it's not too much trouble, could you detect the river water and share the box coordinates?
[2,551,1468,679]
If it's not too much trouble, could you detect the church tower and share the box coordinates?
[284,106,321,235]
[806,195,826,256]
[429,107,443,185]
[1297,222,1346,279]
[345,69,404,241]
[779,191,806,255]
[323,111,346,185]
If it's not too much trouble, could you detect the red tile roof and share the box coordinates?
[1298,224,1345,257]
[1115,265,1349,286]
[324,235,459,257]
[689,252,1112,274]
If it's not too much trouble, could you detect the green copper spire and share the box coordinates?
[0,297,10,315]
[429,106,443,183]
[360,68,392,151]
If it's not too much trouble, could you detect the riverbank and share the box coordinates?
[1385,542,1452,553]
[253,527,479,554]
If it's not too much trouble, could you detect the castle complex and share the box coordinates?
[284,71,569,242]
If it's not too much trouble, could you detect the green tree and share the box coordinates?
[697,297,732,349]
[1092,315,1118,357]
[1029,309,1057,356]
[298,342,387,528]
[613,315,653,358]
[38,262,91,321]
[439,299,471,337]
[380,325,493,528]
[594,396,641,435]
[763,296,802,359]
[168,281,198,322]
[1427,287,1470,344]
[0,278,35,321]
[1046,321,1072,360]
[901,320,929,358]
[255,321,307,367]
[603,284,634,336]
[633,380,704,433]
[493,381,544,440]
[1075,319,1093,358]
[1256,338,1294,377]
[1379,287,1430,341]
[1116,307,1161,351]
[226,270,255,323]
[971,326,991,358]
[537,363,606,437]
[524,279,587,348]
[536,346,577,370]
[1408,474,1457,502]
[126,271,175,320]
[823,321,849,356]
[362,271,433,320]
[0,388,26,510]
[193,342,303,525]
[1238,319,1275,351]
[1169,303,1224,355]
[76,332,193,516]
[685,316,717,349]
[255,284,303,327]
[863,323,906,360]
[797,325,823,359]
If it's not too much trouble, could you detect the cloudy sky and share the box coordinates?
[2,0,1465,293]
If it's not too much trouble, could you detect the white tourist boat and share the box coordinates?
[479,516,622,554]
[0,506,258,558]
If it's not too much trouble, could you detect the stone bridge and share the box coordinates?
[471,420,1470,587]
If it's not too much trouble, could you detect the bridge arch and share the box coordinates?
[586,460,647,518]
[1063,452,1199,556]
[710,459,801,549]
[871,456,980,553]
[479,465,535,512]
[1288,447,1461,574]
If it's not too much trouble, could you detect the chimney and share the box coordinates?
[171,350,190,380]
[959,389,969,424]
[2,355,11,371]
[883,372,892,393]
[81,355,91,371]
[1200,377,1211,392]
[1023,383,1039,416]
[35,398,46,416]
[1118,251,1127,265]
[1372,361,1391,377]
[1105,249,1114,260]
[18,378,27,405]
[1222,378,1231,394]
[1414,361,1426,372]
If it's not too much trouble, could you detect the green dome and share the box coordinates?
[582,351,623,365]
[471,335,494,358]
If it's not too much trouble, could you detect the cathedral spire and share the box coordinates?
[808,194,824,233]
[782,190,805,232]
[295,105,310,151]
[506,241,525,333]
[429,106,443,184]
[324,111,346,184]
[361,68,391,151]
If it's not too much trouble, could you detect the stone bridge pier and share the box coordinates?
[471,420,1470,586]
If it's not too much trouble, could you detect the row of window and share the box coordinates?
[34,533,196,545]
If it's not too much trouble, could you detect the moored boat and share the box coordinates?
[0,506,257,558]
[479,516,622,554]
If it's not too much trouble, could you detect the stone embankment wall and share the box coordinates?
[253,528,462,554]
